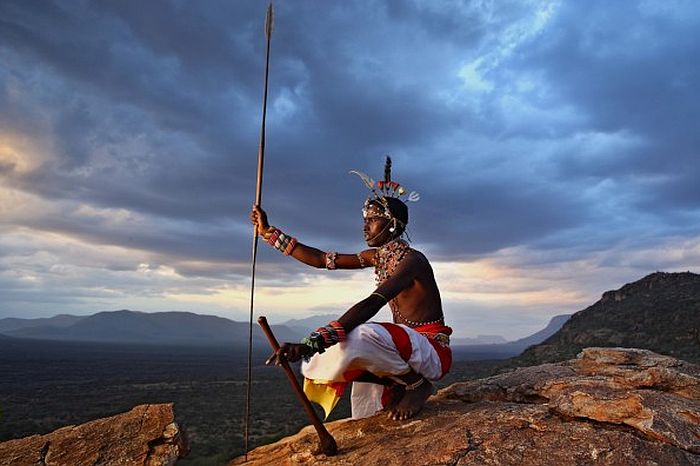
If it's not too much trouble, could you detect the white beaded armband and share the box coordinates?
[325,251,338,270]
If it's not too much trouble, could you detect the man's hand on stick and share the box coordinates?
[250,205,270,236]
[266,342,313,365]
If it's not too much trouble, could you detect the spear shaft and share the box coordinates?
[244,3,273,459]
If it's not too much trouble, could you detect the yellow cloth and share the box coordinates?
[303,378,346,419]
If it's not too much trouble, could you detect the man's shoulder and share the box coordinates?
[405,247,430,266]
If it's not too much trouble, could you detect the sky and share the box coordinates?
[1,0,699,340]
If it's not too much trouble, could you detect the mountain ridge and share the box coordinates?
[0,314,85,333]
[512,271,700,366]
[1,310,303,347]
[0,310,568,355]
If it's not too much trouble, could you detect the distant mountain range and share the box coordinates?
[2,271,696,366]
[451,335,508,345]
[275,313,571,349]
[512,271,700,366]
[450,314,571,360]
[277,314,338,335]
[0,314,83,332]
[0,309,570,358]
[0,310,303,348]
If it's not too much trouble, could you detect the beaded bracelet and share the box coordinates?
[325,251,338,270]
[301,320,347,357]
[262,226,298,256]
[301,332,326,355]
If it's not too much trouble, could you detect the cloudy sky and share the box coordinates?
[1,0,699,339]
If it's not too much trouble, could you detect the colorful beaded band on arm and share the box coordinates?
[262,226,297,256]
[301,320,347,357]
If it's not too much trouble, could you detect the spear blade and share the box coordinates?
[265,3,274,40]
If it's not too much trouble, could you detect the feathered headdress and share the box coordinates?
[350,156,420,203]
[350,156,420,225]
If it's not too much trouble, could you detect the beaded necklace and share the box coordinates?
[374,238,410,284]
[374,239,444,327]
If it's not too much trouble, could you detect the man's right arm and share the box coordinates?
[251,205,372,269]
[288,242,330,268]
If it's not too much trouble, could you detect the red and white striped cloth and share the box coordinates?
[301,321,452,419]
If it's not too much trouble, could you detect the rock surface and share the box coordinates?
[232,348,700,466]
[0,403,187,466]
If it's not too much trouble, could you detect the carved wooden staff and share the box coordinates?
[258,316,338,456]
[244,3,274,459]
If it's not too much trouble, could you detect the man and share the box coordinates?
[250,158,451,421]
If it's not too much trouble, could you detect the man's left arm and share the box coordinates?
[337,252,419,331]
[267,253,419,365]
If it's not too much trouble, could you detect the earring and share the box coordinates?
[389,219,396,233]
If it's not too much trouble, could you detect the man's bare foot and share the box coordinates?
[387,378,434,420]
[382,383,406,412]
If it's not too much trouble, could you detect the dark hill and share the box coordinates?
[512,271,700,366]
[5,310,303,347]
[0,314,84,333]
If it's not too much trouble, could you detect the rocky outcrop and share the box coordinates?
[0,403,187,466]
[514,272,700,366]
[232,348,700,465]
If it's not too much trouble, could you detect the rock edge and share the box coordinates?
[0,403,188,466]
[233,347,700,466]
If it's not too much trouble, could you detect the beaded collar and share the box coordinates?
[373,239,445,328]
[374,239,410,285]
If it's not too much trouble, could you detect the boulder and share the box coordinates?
[0,403,187,466]
[232,348,700,465]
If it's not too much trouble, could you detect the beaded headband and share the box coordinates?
[350,156,420,225]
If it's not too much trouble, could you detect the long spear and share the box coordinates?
[244,3,273,459]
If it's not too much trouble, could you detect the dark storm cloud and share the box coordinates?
[2,0,475,262]
[1,0,699,275]
[517,2,700,201]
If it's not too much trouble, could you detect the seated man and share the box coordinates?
[250,158,451,421]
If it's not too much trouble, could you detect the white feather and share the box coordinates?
[349,170,375,190]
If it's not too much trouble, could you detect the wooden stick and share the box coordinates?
[258,316,338,456]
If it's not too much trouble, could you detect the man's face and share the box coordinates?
[363,215,391,247]
[362,200,396,247]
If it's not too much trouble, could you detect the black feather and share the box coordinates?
[384,156,392,183]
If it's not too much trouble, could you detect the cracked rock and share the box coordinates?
[0,404,188,466]
[232,348,700,466]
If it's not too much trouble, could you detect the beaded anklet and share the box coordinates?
[405,377,426,391]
